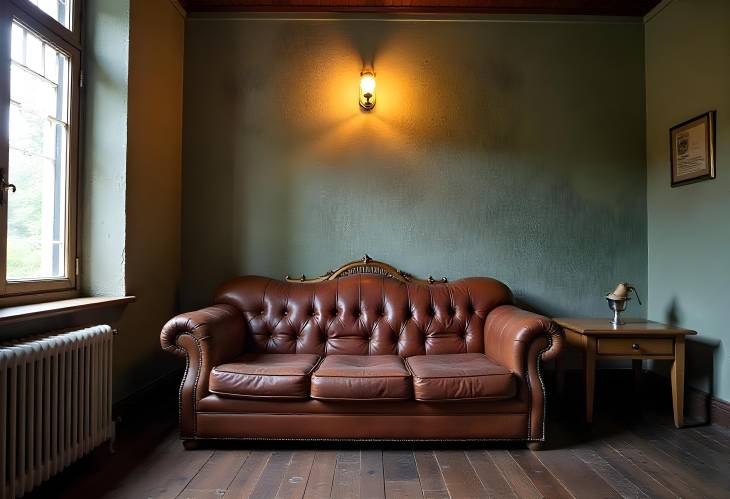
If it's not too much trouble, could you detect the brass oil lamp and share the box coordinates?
[606,282,641,325]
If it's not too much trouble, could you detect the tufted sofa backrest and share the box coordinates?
[215,274,513,357]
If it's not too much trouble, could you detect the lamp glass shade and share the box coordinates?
[359,71,376,110]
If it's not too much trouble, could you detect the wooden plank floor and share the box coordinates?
[25,379,730,498]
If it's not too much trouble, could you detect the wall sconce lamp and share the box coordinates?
[359,70,376,111]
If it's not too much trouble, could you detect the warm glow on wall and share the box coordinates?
[359,70,376,111]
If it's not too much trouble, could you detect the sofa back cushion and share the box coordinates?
[215,274,512,357]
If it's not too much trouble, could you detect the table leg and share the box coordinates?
[633,359,642,393]
[585,337,596,424]
[672,336,685,428]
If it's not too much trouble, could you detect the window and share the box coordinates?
[24,0,75,30]
[1,0,81,300]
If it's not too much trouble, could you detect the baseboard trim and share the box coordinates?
[644,371,730,428]
[113,368,183,420]
[709,397,730,428]
[552,368,730,428]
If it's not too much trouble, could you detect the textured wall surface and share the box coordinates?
[115,0,186,401]
[81,0,185,402]
[181,14,647,320]
[82,0,130,297]
[645,0,730,400]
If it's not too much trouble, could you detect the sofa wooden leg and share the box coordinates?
[526,441,544,451]
[182,439,200,450]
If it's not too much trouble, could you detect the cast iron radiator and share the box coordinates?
[0,325,114,498]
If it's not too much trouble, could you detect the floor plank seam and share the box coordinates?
[464,450,501,498]
[483,451,519,499]
[182,451,217,499]
[605,439,692,498]
[570,447,649,499]
[528,450,577,499]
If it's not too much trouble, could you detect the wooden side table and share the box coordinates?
[553,318,696,428]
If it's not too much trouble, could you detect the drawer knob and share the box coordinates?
[632,343,640,351]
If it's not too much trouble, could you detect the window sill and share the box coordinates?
[0,296,136,326]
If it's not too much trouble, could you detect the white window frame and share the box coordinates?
[0,0,82,303]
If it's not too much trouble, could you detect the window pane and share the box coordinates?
[7,22,70,281]
[11,24,24,62]
[25,31,44,75]
[24,0,73,30]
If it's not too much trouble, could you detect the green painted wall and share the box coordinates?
[181,14,647,319]
[82,0,185,402]
[82,0,130,297]
[116,0,185,401]
[645,0,730,401]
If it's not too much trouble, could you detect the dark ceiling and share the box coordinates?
[178,0,661,16]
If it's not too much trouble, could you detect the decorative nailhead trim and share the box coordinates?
[185,436,544,443]
[178,342,188,433]
[535,330,552,440]
[176,333,204,436]
[523,339,533,438]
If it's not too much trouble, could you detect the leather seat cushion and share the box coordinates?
[405,353,516,401]
[209,353,321,399]
[311,355,412,400]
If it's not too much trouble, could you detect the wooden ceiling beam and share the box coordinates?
[178,0,661,16]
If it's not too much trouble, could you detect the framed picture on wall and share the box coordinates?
[670,111,716,187]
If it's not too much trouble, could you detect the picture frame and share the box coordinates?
[670,111,716,187]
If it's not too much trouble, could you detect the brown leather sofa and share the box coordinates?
[161,260,563,447]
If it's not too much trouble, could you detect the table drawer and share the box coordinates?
[597,338,674,356]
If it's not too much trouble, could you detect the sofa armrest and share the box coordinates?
[160,304,245,438]
[484,304,564,441]
[484,305,563,372]
[161,304,245,365]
